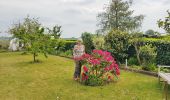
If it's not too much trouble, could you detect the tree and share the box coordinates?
[105,30,130,63]
[129,32,144,65]
[81,32,94,54]
[158,10,170,34]
[9,16,41,48]
[25,27,53,62]
[145,29,155,36]
[97,0,144,33]
[47,25,61,39]
[10,16,52,62]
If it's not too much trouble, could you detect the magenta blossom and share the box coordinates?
[93,49,103,56]
[82,72,88,80]
[104,56,113,62]
[81,49,120,85]
[103,51,111,56]
[109,64,114,70]
[82,53,91,59]
[104,67,110,71]
[83,66,88,72]
[89,59,100,65]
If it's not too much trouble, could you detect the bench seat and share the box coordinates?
[158,72,170,84]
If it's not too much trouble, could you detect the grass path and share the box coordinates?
[0,52,168,100]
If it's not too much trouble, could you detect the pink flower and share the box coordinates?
[103,51,111,56]
[93,49,103,56]
[82,72,88,80]
[104,56,113,62]
[82,73,86,80]
[82,53,91,59]
[114,64,120,75]
[89,59,100,65]
[109,64,114,70]
[108,76,111,80]
[114,64,119,68]
[116,67,120,75]
[80,49,120,84]
[104,67,110,71]
[83,66,88,72]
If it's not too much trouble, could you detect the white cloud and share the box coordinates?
[0,0,169,37]
[132,0,170,32]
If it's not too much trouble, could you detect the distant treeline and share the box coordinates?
[0,37,12,40]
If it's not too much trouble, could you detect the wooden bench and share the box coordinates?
[158,65,170,100]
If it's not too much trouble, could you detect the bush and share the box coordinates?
[156,44,170,65]
[76,50,120,86]
[0,40,10,50]
[92,35,105,50]
[139,45,157,71]
[82,75,104,86]
[128,57,139,66]
[146,63,156,71]
[64,40,76,51]
[57,50,72,58]
[81,32,94,54]
[105,30,130,63]
[49,39,76,57]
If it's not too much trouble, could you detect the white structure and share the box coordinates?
[158,65,170,100]
[8,38,20,51]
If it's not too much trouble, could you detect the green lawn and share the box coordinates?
[0,52,168,100]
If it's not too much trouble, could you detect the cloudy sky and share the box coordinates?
[0,0,169,38]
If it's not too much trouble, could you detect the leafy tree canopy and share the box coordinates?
[47,25,62,39]
[97,0,144,33]
[158,10,170,34]
[9,16,54,62]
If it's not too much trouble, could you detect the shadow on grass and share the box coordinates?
[15,60,44,68]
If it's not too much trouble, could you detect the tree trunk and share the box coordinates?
[134,44,141,65]
[33,53,36,62]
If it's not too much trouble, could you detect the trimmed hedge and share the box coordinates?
[63,40,76,51]
[0,40,10,50]
[129,36,170,65]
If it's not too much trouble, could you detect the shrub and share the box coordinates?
[156,44,170,65]
[81,32,94,54]
[128,57,139,66]
[75,50,120,86]
[0,40,10,50]
[57,50,72,58]
[92,35,105,50]
[64,40,76,51]
[105,30,130,63]
[49,39,76,56]
[139,45,157,71]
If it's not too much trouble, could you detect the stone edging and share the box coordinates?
[121,67,158,77]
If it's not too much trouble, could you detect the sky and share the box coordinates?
[0,0,169,38]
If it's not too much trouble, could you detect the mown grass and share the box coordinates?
[0,52,169,100]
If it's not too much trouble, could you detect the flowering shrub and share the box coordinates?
[77,50,120,86]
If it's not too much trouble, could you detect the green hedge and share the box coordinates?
[0,40,10,50]
[129,36,170,65]
[63,40,76,51]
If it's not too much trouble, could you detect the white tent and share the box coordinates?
[8,38,20,51]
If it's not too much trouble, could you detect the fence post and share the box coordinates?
[125,59,128,68]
